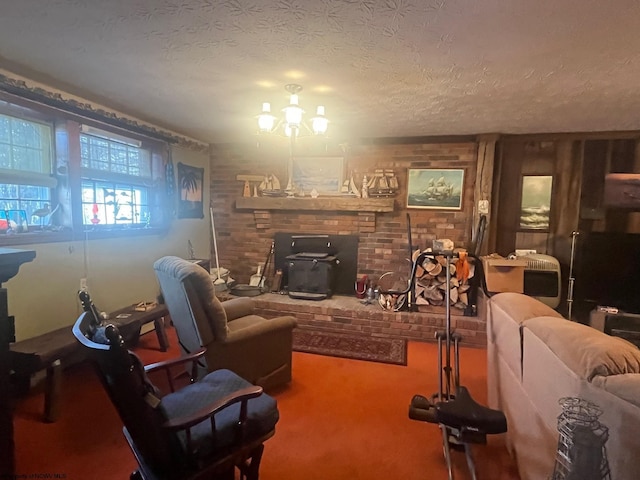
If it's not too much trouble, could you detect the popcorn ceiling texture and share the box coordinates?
[1,0,640,143]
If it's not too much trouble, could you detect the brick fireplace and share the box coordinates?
[210,140,487,344]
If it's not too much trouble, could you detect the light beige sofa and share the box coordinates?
[487,292,640,480]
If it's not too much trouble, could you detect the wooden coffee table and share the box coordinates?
[109,303,170,351]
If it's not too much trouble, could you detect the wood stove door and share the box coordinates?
[287,257,336,299]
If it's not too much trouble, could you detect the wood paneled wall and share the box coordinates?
[494,136,640,270]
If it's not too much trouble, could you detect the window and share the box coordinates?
[80,130,150,176]
[79,130,153,227]
[81,181,150,226]
[0,111,55,230]
[0,96,169,245]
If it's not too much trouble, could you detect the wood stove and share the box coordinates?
[274,232,358,298]
[285,235,337,300]
[287,253,338,300]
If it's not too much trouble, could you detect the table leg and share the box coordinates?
[44,359,62,423]
[154,316,169,352]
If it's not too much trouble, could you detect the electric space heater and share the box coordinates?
[517,253,562,309]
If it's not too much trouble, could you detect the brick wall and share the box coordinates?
[211,141,478,279]
[247,293,488,347]
[210,139,484,343]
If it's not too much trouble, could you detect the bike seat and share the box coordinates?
[435,385,507,434]
[408,394,437,423]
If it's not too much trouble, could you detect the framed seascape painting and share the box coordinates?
[292,156,344,196]
[406,168,465,210]
[177,162,204,219]
[519,175,552,230]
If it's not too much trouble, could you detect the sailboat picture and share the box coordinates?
[407,168,465,210]
[292,156,344,196]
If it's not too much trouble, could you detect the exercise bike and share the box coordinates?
[381,250,507,480]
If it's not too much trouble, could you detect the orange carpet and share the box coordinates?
[13,327,520,480]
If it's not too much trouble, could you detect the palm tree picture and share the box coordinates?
[177,162,204,218]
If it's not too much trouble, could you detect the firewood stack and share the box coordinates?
[411,249,474,310]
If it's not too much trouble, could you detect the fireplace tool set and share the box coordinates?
[379,250,507,480]
[229,241,274,297]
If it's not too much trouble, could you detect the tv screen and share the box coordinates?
[575,232,640,314]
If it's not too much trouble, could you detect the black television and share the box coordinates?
[574,232,640,314]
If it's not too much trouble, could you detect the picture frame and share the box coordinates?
[604,173,640,208]
[406,168,465,210]
[177,162,204,219]
[292,156,344,196]
[520,175,553,230]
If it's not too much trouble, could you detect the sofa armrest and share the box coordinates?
[222,297,255,320]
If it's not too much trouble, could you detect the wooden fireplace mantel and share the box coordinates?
[235,196,395,212]
[235,196,394,233]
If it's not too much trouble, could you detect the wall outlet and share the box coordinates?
[80,278,88,291]
[478,199,490,215]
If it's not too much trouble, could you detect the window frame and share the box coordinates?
[0,105,57,239]
[0,95,170,247]
[79,129,154,229]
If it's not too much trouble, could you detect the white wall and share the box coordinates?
[5,145,211,340]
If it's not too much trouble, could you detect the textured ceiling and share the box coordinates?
[1,0,640,143]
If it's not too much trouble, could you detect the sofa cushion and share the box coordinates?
[489,292,563,325]
[592,373,640,408]
[524,316,640,380]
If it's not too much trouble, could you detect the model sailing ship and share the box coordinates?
[258,174,282,196]
[366,169,399,197]
[342,169,398,197]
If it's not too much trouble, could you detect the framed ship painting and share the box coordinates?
[407,168,464,210]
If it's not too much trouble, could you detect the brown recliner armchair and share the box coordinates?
[154,256,297,390]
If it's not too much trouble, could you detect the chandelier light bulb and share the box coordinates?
[311,105,328,135]
[284,96,303,127]
[257,102,276,132]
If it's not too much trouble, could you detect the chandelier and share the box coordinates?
[257,84,329,196]
[257,84,329,137]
